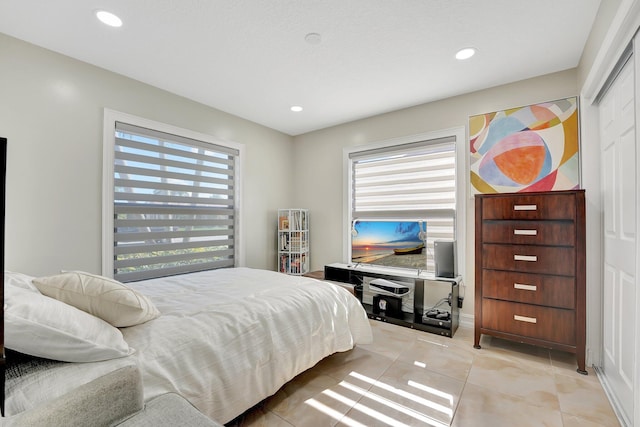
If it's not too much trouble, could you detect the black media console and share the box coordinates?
[324,263,461,337]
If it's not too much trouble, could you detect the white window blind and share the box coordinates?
[112,122,238,282]
[350,137,457,245]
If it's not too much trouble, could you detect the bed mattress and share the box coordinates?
[122,267,372,423]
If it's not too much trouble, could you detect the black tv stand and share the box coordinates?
[324,263,461,337]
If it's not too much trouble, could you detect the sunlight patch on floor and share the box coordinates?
[349,371,453,416]
[407,380,454,405]
[338,381,449,427]
[304,398,367,427]
[303,370,452,427]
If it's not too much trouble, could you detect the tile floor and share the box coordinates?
[228,320,620,426]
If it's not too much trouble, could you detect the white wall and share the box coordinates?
[292,69,579,322]
[577,0,623,89]
[0,33,294,276]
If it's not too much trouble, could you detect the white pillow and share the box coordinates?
[4,271,40,293]
[32,271,160,327]
[4,285,133,362]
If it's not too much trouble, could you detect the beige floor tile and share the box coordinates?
[228,321,621,427]
[266,369,374,427]
[337,359,464,427]
[549,349,599,379]
[562,412,621,427]
[396,335,475,382]
[475,335,553,369]
[264,370,344,414]
[447,325,476,349]
[358,320,424,360]
[451,324,473,340]
[451,382,564,427]
[234,405,294,427]
[555,371,621,426]
[466,351,560,410]
[312,346,395,383]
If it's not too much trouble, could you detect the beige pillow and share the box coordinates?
[5,284,133,362]
[33,271,160,327]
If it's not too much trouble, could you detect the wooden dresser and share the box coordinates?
[474,190,586,374]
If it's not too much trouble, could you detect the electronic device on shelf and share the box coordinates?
[422,308,451,328]
[369,278,410,296]
[434,240,456,279]
[424,308,450,320]
[372,294,403,319]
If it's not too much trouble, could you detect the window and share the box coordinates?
[345,129,465,274]
[103,111,243,282]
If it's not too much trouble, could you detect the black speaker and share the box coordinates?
[434,240,456,278]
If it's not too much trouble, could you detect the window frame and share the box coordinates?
[102,109,245,279]
[343,127,466,278]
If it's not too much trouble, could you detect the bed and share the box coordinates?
[3,267,373,424]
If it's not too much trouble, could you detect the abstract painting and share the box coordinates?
[469,96,579,194]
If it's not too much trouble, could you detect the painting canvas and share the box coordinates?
[469,96,579,194]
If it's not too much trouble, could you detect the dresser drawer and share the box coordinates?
[482,270,575,309]
[482,299,575,345]
[482,244,575,276]
[481,193,576,220]
[482,220,575,246]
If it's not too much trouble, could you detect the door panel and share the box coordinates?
[602,265,615,363]
[599,54,636,425]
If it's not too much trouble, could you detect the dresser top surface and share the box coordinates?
[474,189,584,199]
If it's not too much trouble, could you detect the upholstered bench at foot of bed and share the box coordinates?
[3,365,142,427]
[118,393,222,427]
[3,364,222,427]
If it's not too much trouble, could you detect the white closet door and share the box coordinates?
[599,52,637,426]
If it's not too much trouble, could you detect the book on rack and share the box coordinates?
[279,216,289,230]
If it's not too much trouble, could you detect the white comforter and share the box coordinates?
[123,267,372,423]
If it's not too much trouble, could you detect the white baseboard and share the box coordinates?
[459,313,473,329]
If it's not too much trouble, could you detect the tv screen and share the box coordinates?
[351,220,427,270]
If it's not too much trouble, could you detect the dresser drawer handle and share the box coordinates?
[514,229,537,236]
[514,204,537,211]
[514,314,537,324]
[514,283,537,291]
[514,254,537,262]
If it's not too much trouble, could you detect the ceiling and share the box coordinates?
[0,0,601,136]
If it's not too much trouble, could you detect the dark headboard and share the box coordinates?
[1,137,7,416]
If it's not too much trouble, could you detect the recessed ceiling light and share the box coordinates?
[291,106,303,112]
[305,33,321,45]
[96,10,123,27]
[455,47,476,60]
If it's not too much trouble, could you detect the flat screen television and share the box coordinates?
[351,219,427,271]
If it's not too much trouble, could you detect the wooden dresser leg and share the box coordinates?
[474,332,481,349]
[576,350,587,375]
